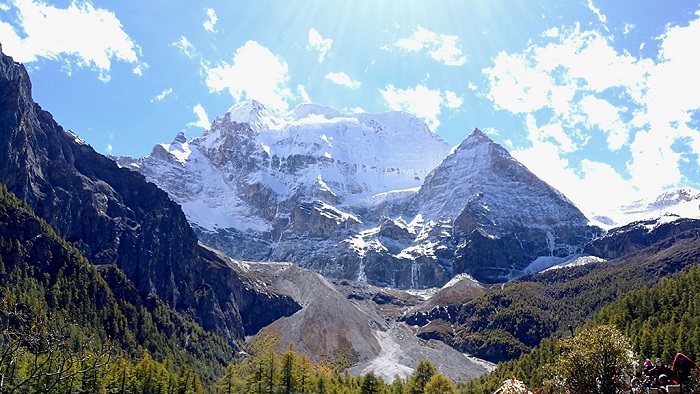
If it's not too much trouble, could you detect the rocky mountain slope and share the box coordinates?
[121,101,601,287]
[245,262,494,382]
[0,46,298,345]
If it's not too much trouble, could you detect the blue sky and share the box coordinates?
[1,0,699,214]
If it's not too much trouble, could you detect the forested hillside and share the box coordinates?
[463,264,700,393]
[409,228,700,362]
[0,184,232,390]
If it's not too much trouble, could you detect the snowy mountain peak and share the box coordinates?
[443,128,512,175]
[171,131,187,146]
[632,187,700,211]
[219,99,278,130]
[465,127,490,142]
[291,102,344,120]
[595,187,700,228]
[125,101,598,287]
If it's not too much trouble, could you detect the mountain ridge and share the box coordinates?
[0,47,299,346]
[122,100,600,286]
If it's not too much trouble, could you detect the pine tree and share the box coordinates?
[407,360,436,394]
[424,373,455,394]
[360,371,382,394]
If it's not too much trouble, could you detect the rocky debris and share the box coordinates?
[246,263,494,383]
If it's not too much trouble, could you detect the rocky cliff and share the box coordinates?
[0,46,299,342]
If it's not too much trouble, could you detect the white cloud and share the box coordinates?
[512,141,634,214]
[325,72,361,89]
[188,104,210,129]
[578,95,629,150]
[307,28,332,63]
[524,114,577,153]
[172,36,196,58]
[205,41,293,111]
[297,84,311,103]
[106,144,113,154]
[379,85,461,130]
[627,128,683,195]
[151,88,173,103]
[543,27,559,38]
[443,90,463,109]
[0,0,141,82]
[203,8,217,32]
[389,26,466,66]
[483,14,700,214]
[586,0,607,29]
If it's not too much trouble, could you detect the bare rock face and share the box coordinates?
[0,47,299,342]
[584,217,700,259]
[412,129,602,282]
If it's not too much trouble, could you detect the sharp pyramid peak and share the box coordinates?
[462,128,496,145]
[171,131,187,145]
[449,127,506,159]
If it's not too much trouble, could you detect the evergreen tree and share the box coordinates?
[407,360,436,394]
[360,371,382,394]
[389,375,405,394]
[424,373,455,394]
[282,344,296,394]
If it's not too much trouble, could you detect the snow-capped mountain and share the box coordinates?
[591,187,700,228]
[118,100,600,287]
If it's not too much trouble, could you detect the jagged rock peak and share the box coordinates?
[466,127,491,142]
[172,131,187,145]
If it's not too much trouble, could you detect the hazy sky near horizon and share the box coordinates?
[1,0,699,215]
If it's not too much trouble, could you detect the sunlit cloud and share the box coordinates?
[204,41,293,111]
[483,13,700,213]
[325,72,361,89]
[578,95,629,150]
[0,0,141,82]
[307,28,332,63]
[188,103,210,129]
[379,84,461,130]
[512,141,633,215]
[387,26,466,66]
[151,88,173,103]
[203,8,217,32]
